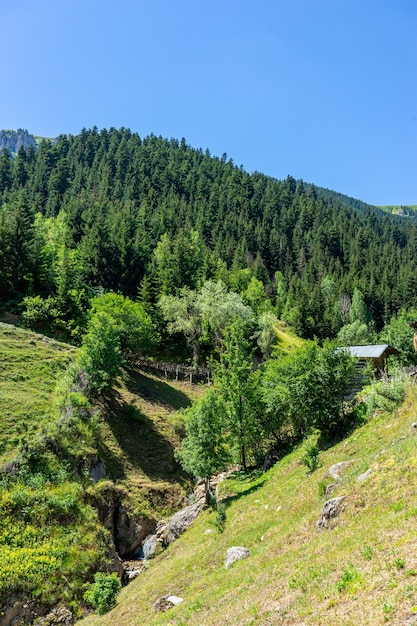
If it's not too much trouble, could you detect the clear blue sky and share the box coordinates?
[1,0,416,206]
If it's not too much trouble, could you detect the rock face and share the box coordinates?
[0,129,37,154]
[316,496,346,531]
[225,546,250,569]
[88,456,106,483]
[142,500,205,559]
[88,483,156,559]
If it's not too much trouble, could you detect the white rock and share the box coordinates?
[166,595,184,606]
[225,546,250,569]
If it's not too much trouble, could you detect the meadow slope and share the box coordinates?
[81,387,417,626]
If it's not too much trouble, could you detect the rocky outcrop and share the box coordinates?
[316,496,346,531]
[154,595,184,613]
[0,129,37,154]
[0,599,72,626]
[0,598,40,626]
[225,546,250,569]
[140,500,205,559]
[87,482,156,559]
[35,607,73,625]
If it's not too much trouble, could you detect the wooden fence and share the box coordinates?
[127,357,211,384]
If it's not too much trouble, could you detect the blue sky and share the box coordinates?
[1,0,416,205]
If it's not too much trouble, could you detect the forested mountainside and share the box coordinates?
[0,127,416,340]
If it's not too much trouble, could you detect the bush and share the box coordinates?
[359,371,410,416]
[301,441,320,473]
[83,572,122,615]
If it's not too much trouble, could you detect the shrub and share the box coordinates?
[83,572,121,615]
[359,371,410,416]
[301,442,320,473]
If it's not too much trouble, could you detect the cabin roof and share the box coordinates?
[339,344,400,359]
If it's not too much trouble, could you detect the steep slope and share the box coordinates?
[1,128,417,339]
[81,387,417,626]
[0,323,205,622]
[0,322,75,464]
[0,129,37,154]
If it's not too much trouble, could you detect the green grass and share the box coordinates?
[273,320,304,354]
[80,386,417,626]
[97,366,206,519]
[378,205,417,218]
[0,322,75,464]
[0,323,206,614]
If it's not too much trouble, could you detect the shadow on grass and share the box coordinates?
[98,368,191,482]
[222,474,267,507]
[123,367,192,412]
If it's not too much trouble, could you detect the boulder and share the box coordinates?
[316,496,345,531]
[327,461,352,480]
[225,546,250,569]
[157,501,204,547]
[154,595,184,612]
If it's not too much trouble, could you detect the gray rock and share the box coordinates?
[35,607,73,625]
[157,501,204,547]
[225,546,250,569]
[141,533,158,559]
[357,469,373,482]
[154,594,184,612]
[89,459,106,483]
[325,483,337,496]
[316,496,346,531]
[327,461,352,480]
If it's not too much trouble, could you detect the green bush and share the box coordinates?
[359,371,410,416]
[301,442,320,473]
[83,572,122,614]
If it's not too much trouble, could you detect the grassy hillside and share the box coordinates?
[378,205,417,218]
[97,366,206,519]
[0,323,205,616]
[81,386,417,626]
[0,322,75,464]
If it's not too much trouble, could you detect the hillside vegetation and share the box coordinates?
[1,128,417,624]
[1,127,417,342]
[0,323,202,618]
[81,386,417,626]
[0,322,75,464]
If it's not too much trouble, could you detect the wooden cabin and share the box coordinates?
[338,344,400,400]
[340,344,400,371]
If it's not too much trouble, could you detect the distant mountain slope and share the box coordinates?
[1,127,417,339]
